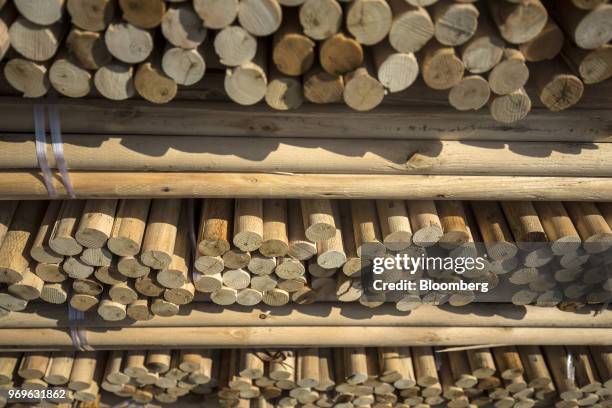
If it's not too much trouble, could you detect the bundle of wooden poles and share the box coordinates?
[0,0,610,121]
[0,346,611,407]
[0,198,611,321]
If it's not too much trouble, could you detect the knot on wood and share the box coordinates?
[405,151,434,170]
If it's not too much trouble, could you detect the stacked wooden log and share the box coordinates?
[0,198,610,320]
[0,0,610,121]
[0,346,611,407]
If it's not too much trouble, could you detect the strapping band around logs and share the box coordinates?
[68,305,93,351]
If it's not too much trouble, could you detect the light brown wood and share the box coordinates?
[213,25,256,67]
[3,58,50,97]
[48,200,84,256]
[460,11,504,74]
[49,52,92,98]
[431,0,479,46]
[500,201,546,248]
[117,255,150,278]
[302,66,344,104]
[98,297,127,321]
[66,28,112,71]
[346,0,392,45]
[412,347,438,387]
[194,0,237,29]
[407,200,443,247]
[40,281,70,304]
[376,200,412,251]
[467,348,496,379]
[448,75,490,111]
[161,3,207,49]
[419,39,464,90]
[320,32,363,76]
[388,0,433,53]
[316,201,346,269]
[44,351,74,385]
[0,201,47,284]
[198,199,233,257]
[489,87,531,124]
[273,9,315,76]
[76,199,117,249]
[301,200,336,242]
[157,211,189,289]
[0,4,16,62]
[265,69,304,111]
[553,0,612,49]
[532,59,584,112]
[343,57,385,111]
[233,199,263,252]
[30,201,63,264]
[69,293,99,312]
[565,202,612,254]
[67,0,115,32]
[564,41,612,85]
[488,48,529,95]
[492,346,524,380]
[448,351,477,388]
[543,346,582,400]
[141,199,181,269]
[488,0,548,44]
[436,200,469,250]
[517,346,552,389]
[135,56,178,104]
[126,298,152,321]
[108,199,150,257]
[9,17,66,61]
[372,40,419,93]
[519,19,564,62]
[18,353,50,380]
[94,62,135,101]
[104,21,153,64]
[287,200,316,261]
[261,199,289,257]
[224,44,268,105]
[471,201,517,260]
[118,0,165,29]
[350,200,385,258]
[14,0,65,26]
[8,268,44,300]
[162,44,206,86]
[238,0,282,36]
[299,0,342,40]
[35,262,66,283]
[69,351,97,391]
[0,202,17,250]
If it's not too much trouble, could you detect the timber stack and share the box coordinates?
[0,0,610,121]
[0,198,611,320]
[0,346,611,407]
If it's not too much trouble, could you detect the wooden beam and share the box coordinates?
[0,303,609,329]
[0,326,609,350]
[1,135,611,176]
[0,172,610,200]
[0,96,607,142]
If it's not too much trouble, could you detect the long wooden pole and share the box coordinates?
[1,304,610,329]
[0,97,607,142]
[0,327,608,350]
[3,135,611,176]
[1,172,610,200]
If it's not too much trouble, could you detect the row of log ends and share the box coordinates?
[0,346,610,406]
[0,0,610,121]
[0,198,610,319]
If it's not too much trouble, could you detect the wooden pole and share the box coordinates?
[2,172,612,200]
[0,201,47,284]
[76,199,117,249]
[553,0,612,49]
[488,0,548,44]
[141,199,181,269]
[387,0,433,53]
[299,0,341,40]
[531,59,584,112]
[345,0,392,45]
